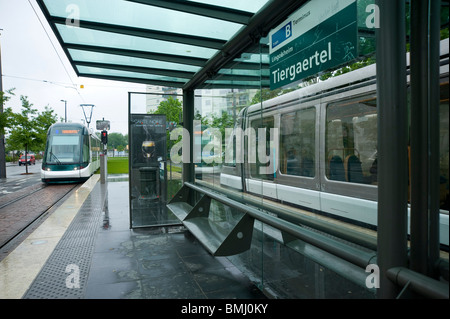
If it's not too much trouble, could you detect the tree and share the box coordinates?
[7,96,57,173]
[106,132,127,155]
[150,96,182,157]
[0,89,15,136]
[152,96,182,123]
[0,89,15,177]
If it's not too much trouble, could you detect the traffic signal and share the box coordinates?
[101,130,108,144]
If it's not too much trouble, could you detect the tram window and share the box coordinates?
[440,82,449,210]
[224,127,236,167]
[280,107,316,177]
[325,95,377,184]
[249,116,275,180]
[83,136,90,162]
[46,135,81,163]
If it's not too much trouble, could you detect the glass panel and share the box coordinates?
[129,91,182,224]
[280,107,316,177]
[45,0,244,40]
[186,0,269,13]
[83,136,89,163]
[325,95,378,184]
[249,116,275,180]
[440,81,449,211]
[194,2,384,297]
[69,49,201,73]
[56,24,217,59]
[45,135,81,163]
[204,80,269,87]
[192,36,266,289]
[218,69,270,77]
[76,66,188,84]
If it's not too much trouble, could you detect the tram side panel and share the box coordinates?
[220,64,449,247]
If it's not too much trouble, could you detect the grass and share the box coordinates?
[107,157,129,174]
[95,157,181,175]
[99,156,183,197]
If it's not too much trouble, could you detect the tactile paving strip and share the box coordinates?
[23,183,105,299]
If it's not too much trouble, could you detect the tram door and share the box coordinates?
[129,113,170,228]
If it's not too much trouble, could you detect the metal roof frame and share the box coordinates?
[36,0,306,90]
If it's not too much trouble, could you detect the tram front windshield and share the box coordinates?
[46,135,81,164]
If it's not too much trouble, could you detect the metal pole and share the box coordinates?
[182,89,194,184]
[0,32,6,179]
[410,0,441,280]
[80,104,94,128]
[428,0,441,277]
[387,267,449,299]
[61,100,67,122]
[375,0,408,299]
[410,0,429,276]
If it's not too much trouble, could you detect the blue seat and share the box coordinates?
[329,155,345,181]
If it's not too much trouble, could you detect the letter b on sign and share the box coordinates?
[286,24,291,38]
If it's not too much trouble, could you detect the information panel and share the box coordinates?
[129,113,170,228]
[269,0,357,89]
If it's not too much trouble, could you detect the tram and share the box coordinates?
[41,122,101,183]
[220,38,449,247]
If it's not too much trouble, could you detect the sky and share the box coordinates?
[0,0,148,135]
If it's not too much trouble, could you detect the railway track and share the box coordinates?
[0,182,80,257]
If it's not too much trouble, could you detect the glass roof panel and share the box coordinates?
[56,24,217,59]
[205,79,270,87]
[218,69,270,77]
[186,0,269,13]
[38,0,275,88]
[68,49,202,73]
[44,0,244,41]
[233,53,270,64]
[76,65,188,83]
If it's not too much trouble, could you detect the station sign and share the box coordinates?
[96,119,110,131]
[269,0,357,89]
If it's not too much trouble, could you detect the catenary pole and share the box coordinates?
[0,31,7,179]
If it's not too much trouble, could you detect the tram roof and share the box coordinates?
[36,0,305,90]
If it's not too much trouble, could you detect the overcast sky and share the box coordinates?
[1,0,148,135]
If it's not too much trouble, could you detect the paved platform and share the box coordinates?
[0,174,266,299]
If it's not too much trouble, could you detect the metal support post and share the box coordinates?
[0,34,6,179]
[427,0,441,278]
[100,147,107,184]
[410,0,441,278]
[182,89,194,185]
[375,0,408,298]
[410,0,430,276]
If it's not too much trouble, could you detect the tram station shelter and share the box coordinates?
[36,0,449,299]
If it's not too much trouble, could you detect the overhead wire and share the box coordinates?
[27,0,85,103]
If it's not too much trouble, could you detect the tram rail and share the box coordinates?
[0,183,80,256]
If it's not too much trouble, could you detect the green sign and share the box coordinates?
[269,0,357,90]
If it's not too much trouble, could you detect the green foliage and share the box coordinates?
[152,96,182,123]
[150,96,183,156]
[3,94,58,163]
[0,89,15,136]
[106,132,128,151]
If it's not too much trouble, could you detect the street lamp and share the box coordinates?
[61,100,67,122]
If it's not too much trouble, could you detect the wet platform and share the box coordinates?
[0,174,266,299]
